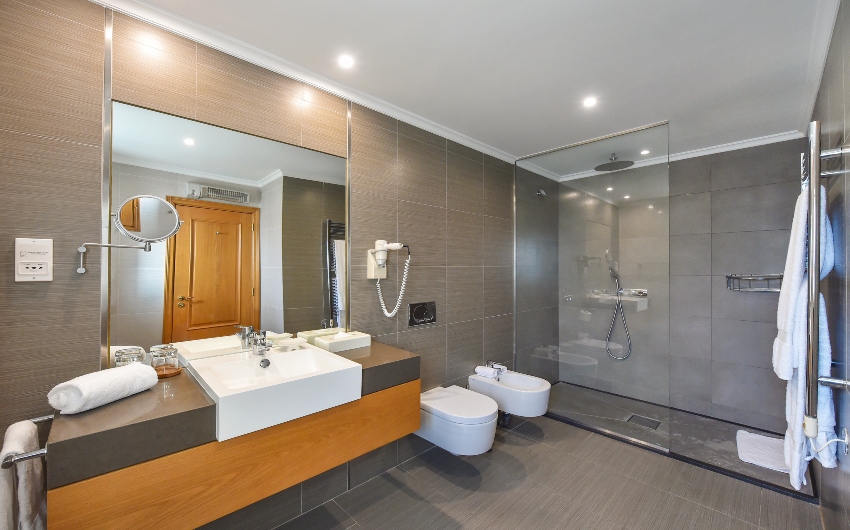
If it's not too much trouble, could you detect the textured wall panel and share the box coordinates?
[349,104,514,390]
[0,0,103,434]
[112,13,197,118]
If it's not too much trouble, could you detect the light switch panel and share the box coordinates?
[15,238,53,282]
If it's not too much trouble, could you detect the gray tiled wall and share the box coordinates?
[200,434,434,529]
[668,137,805,432]
[810,0,850,527]
[515,167,560,382]
[348,105,515,391]
[554,178,671,406]
[280,177,345,333]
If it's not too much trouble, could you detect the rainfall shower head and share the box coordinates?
[594,153,634,172]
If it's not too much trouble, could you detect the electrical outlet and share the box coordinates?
[15,238,53,282]
[19,262,49,275]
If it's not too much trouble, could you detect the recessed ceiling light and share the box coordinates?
[338,54,354,68]
[623,195,630,199]
[648,205,654,209]
[606,187,613,191]
[183,138,195,146]
[583,96,597,107]
[640,149,650,155]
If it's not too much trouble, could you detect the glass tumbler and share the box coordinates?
[114,347,146,367]
[150,344,180,377]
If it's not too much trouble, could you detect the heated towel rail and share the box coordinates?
[803,121,850,440]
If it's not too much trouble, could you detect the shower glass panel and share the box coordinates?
[515,123,671,451]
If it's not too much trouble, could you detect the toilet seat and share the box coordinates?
[420,386,498,425]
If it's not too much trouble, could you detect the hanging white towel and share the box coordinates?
[47,363,158,415]
[781,184,836,490]
[332,239,347,324]
[0,421,45,530]
[333,240,347,308]
[773,189,808,379]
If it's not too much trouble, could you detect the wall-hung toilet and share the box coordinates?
[468,370,551,419]
[415,385,498,456]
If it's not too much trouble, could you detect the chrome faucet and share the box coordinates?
[234,325,254,349]
[251,330,272,356]
[486,360,507,373]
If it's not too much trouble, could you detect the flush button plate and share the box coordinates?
[408,301,436,327]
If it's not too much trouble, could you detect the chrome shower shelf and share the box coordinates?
[725,273,783,293]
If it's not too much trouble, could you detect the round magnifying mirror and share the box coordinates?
[113,195,182,243]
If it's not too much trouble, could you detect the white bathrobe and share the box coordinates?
[777,184,836,490]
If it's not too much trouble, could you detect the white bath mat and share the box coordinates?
[736,430,789,473]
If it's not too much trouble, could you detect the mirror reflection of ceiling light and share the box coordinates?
[623,195,630,199]
[606,187,613,191]
[183,138,195,146]
[641,149,650,155]
[583,96,597,107]
[338,54,354,68]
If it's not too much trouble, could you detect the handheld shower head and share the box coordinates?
[536,189,550,200]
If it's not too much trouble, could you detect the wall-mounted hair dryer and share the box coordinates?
[368,240,404,273]
[367,240,411,318]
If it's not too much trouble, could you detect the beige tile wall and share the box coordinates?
[348,105,514,391]
[0,0,105,433]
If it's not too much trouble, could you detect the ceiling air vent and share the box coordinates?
[201,185,250,204]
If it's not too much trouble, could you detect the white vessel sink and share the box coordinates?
[187,344,362,441]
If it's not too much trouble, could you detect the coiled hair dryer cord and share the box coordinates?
[376,246,410,318]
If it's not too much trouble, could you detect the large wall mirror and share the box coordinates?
[109,102,347,353]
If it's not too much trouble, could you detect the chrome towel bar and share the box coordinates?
[1,414,53,469]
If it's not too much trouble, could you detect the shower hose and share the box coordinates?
[376,247,411,318]
[606,273,633,360]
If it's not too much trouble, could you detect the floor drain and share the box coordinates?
[627,414,661,430]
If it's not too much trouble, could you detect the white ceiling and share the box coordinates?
[519,123,670,180]
[112,102,346,187]
[109,0,838,161]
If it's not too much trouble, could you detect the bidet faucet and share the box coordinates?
[251,330,272,356]
[486,360,507,373]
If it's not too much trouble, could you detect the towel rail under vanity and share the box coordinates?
[1,414,52,469]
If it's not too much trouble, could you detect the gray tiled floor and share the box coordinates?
[547,382,815,496]
[278,416,823,529]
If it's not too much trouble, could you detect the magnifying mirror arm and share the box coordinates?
[76,241,151,274]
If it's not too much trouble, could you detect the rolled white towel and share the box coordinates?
[47,363,158,415]
[475,366,499,379]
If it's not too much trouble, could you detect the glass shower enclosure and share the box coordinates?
[515,123,671,451]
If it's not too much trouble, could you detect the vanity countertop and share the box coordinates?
[45,371,216,490]
[46,341,420,489]
[335,341,420,396]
